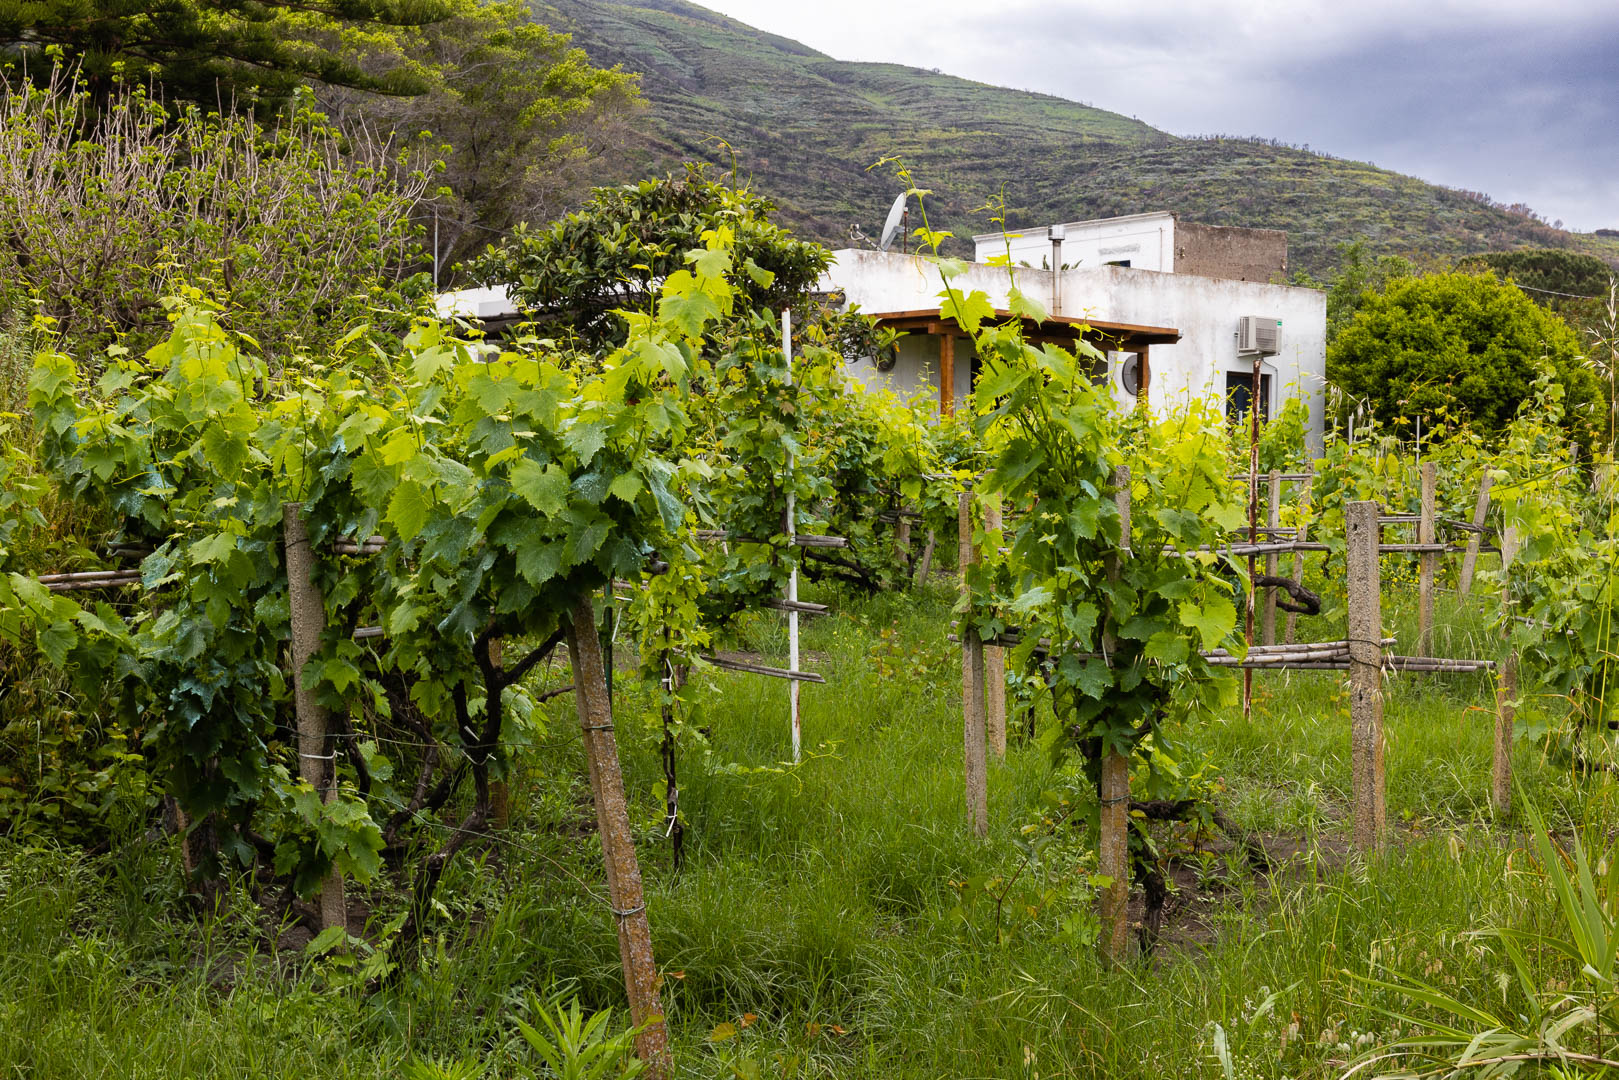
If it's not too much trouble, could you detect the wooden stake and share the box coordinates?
[1346,500,1386,851]
[959,491,988,838]
[1493,652,1516,816]
[1263,468,1280,645]
[1501,525,1519,571]
[983,495,1007,758]
[1418,461,1437,652]
[1098,749,1131,963]
[915,530,937,586]
[939,333,956,417]
[1457,473,1492,598]
[1284,468,1313,645]
[567,596,671,1078]
[895,516,912,570]
[1098,466,1132,964]
[283,502,345,932]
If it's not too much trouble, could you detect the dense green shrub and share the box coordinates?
[470,167,833,354]
[1326,271,1603,448]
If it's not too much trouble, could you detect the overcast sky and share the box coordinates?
[698,0,1618,233]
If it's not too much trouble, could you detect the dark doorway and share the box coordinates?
[1225,370,1272,424]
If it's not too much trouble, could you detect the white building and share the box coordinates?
[825,214,1328,450]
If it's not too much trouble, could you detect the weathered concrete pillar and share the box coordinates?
[1457,473,1493,598]
[1418,461,1437,652]
[283,502,345,932]
[959,491,987,838]
[1493,653,1516,816]
[1346,500,1386,851]
[983,495,1007,758]
[1097,466,1133,963]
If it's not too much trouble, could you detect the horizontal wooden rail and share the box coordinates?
[702,655,825,683]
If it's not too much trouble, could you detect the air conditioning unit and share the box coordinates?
[1238,316,1282,356]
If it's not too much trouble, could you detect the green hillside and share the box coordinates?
[538,0,1619,276]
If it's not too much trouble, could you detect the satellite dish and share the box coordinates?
[1121,354,1141,397]
[878,193,909,252]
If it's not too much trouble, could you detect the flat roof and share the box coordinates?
[972,211,1174,244]
[864,307,1181,347]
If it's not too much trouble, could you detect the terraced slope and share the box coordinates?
[538,0,1619,276]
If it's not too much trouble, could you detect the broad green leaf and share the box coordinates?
[387,480,433,541]
[1178,595,1237,652]
[509,459,569,518]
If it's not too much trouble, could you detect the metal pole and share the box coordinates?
[1245,356,1260,715]
[784,309,801,763]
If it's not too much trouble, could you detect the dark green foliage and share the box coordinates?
[470,167,831,353]
[1457,248,1616,359]
[311,0,642,267]
[1327,272,1602,446]
[0,0,456,104]
[1318,241,1414,342]
[1458,249,1614,299]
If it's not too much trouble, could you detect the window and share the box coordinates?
[1225,370,1272,424]
[1106,258,1132,268]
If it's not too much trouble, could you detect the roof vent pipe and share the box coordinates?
[1048,225,1066,314]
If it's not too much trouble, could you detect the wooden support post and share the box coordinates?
[1501,525,1519,571]
[914,530,937,586]
[1458,473,1493,598]
[939,333,956,417]
[1346,500,1386,852]
[1285,468,1314,645]
[283,502,345,933]
[1418,461,1437,652]
[983,495,1007,758]
[566,596,671,1078]
[1098,466,1132,964]
[895,516,912,570]
[1262,468,1280,645]
[1098,749,1131,963]
[959,491,988,837]
[1493,653,1516,817]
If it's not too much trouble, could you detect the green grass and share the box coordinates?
[1,570,1611,1077]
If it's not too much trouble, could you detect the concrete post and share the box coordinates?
[1418,461,1437,652]
[283,502,345,932]
[1346,501,1386,851]
[1493,653,1516,816]
[1457,473,1493,598]
[983,495,1007,758]
[1098,466,1132,964]
[959,491,987,838]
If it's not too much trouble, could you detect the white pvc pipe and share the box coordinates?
[784,308,801,763]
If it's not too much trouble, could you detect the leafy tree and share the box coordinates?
[1321,240,1413,343]
[1326,271,1602,448]
[311,1,640,269]
[470,167,833,354]
[0,0,456,104]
